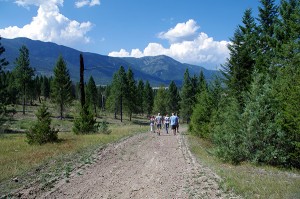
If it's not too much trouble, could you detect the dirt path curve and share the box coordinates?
[23,129,241,199]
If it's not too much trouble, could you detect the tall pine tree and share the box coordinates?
[167,81,180,114]
[153,86,167,115]
[0,37,9,122]
[0,37,8,72]
[136,79,145,114]
[190,76,212,138]
[51,55,73,119]
[125,68,137,121]
[221,8,257,106]
[256,0,279,74]
[86,76,98,115]
[106,66,127,122]
[144,80,153,115]
[12,45,35,115]
[179,69,194,123]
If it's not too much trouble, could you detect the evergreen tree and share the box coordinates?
[212,96,246,164]
[12,45,35,114]
[51,55,73,119]
[106,73,119,118]
[73,56,98,134]
[167,81,180,114]
[276,0,300,61]
[209,75,223,113]
[26,103,58,145]
[73,104,97,134]
[86,76,98,115]
[190,77,212,138]
[153,86,167,115]
[276,65,300,168]
[125,68,137,121]
[256,0,279,74]
[198,71,208,93]
[136,79,145,114]
[276,0,298,45]
[0,37,8,71]
[144,80,153,115]
[33,76,42,103]
[79,54,85,107]
[242,72,289,166]
[179,69,194,123]
[190,74,199,107]
[6,72,18,105]
[221,8,257,106]
[106,66,127,122]
[98,85,106,111]
[0,37,9,120]
[0,72,8,112]
[119,66,128,122]
[0,75,7,125]
[274,0,300,167]
[41,76,50,100]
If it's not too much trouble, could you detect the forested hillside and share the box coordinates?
[1,37,217,86]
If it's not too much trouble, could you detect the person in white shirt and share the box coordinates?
[164,114,170,134]
[149,116,155,133]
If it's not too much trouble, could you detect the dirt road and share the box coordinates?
[20,129,240,198]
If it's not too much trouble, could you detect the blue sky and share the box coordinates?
[0,0,278,70]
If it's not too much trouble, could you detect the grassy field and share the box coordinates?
[188,135,300,199]
[0,104,149,196]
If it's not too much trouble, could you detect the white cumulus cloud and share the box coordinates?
[109,19,230,70]
[158,19,199,43]
[0,0,93,48]
[75,0,100,8]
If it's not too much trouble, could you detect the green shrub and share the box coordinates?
[242,73,289,166]
[190,90,212,138]
[73,105,97,134]
[212,96,247,164]
[97,120,111,134]
[26,104,58,145]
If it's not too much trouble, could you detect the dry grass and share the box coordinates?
[0,125,148,180]
[188,135,300,199]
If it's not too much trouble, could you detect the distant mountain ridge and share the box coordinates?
[1,37,220,86]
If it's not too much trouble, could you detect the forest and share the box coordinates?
[0,0,299,169]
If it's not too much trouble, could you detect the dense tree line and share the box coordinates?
[190,0,300,168]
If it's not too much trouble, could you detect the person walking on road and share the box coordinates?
[155,113,163,136]
[150,116,155,133]
[170,113,178,135]
[164,114,170,134]
[175,113,179,134]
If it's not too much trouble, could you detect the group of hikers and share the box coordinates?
[149,113,179,136]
